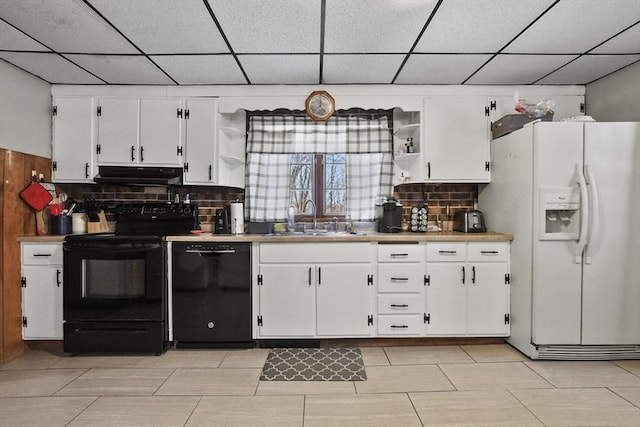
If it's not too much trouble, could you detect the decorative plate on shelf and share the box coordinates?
[305,90,335,122]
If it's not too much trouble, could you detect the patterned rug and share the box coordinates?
[260,348,367,381]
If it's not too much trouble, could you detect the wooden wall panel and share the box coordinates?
[1,148,52,364]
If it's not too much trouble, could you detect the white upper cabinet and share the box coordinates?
[96,97,183,166]
[183,98,217,185]
[423,96,491,182]
[52,96,94,182]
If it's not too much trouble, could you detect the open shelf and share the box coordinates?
[394,123,420,139]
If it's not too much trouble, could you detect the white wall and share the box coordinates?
[0,61,52,158]
[586,61,640,122]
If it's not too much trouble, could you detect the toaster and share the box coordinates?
[453,210,486,233]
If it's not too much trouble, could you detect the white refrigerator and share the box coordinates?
[480,121,640,359]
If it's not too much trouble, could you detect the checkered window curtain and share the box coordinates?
[246,113,393,221]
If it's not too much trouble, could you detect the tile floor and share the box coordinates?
[1,344,639,426]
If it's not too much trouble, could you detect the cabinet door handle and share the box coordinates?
[308,267,312,286]
[85,162,89,178]
[131,146,135,161]
[390,277,409,282]
[438,250,457,255]
[472,266,476,284]
[390,304,409,308]
[56,269,61,287]
[208,165,212,181]
[462,266,465,284]
[318,267,321,285]
[140,146,144,162]
[390,325,409,329]
[33,253,52,257]
[480,250,499,255]
[390,253,408,258]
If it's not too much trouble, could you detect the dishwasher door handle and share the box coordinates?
[185,249,236,254]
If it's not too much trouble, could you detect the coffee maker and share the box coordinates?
[214,206,231,234]
[376,198,403,233]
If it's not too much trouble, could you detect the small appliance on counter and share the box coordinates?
[215,206,231,234]
[453,210,487,233]
[376,198,403,233]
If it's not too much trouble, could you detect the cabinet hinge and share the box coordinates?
[424,274,430,286]
[52,161,57,171]
[504,313,510,325]
[367,315,373,326]
[21,276,26,287]
[367,274,373,286]
[52,105,57,116]
[177,108,183,118]
[177,146,183,156]
[22,316,27,327]
[485,161,491,171]
[580,102,585,113]
[184,162,189,172]
[257,274,263,286]
[97,106,101,116]
[185,109,190,119]
[485,106,490,116]
[505,273,510,285]
[424,313,430,324]
[257,315,263,326]
[490,100,497,111]
[96,144,101,155]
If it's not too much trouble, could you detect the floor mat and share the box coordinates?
[260,347,367,381]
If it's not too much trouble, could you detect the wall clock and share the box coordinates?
[305,91,335,121]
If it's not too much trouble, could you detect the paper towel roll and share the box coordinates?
[230,202,244,234]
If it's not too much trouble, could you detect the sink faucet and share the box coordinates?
[303,199,317,230]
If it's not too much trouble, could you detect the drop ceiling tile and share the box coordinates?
[323,54,405,84]
[89,0,228,54]
[415,0,556,53]
[0,0,137,53]
[395,54,492,84]
[64,54,175,84]
[591,23,640,53]
[239,55,319,84]
[537,54,640,84]
[504,0,640,53]
[0,20,50,51]
[207,0,320,53]
[150,55,246,84]
[324,0,438,53]
[467,54,578,84]
[0,52,104,83]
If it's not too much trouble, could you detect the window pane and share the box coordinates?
[325,153,347,215]
[290,154,314,214]
[326,190,346,214]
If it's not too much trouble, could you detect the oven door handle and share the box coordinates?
[185,249,236,254]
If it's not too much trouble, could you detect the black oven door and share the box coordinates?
[63,238,166,322]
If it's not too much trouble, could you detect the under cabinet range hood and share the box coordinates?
[94,166,183,186]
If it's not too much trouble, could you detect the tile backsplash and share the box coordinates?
[57,182,476,227]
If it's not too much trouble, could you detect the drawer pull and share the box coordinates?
[390,325,409,329]
[438,250,457,255]
[390,253,409,258]
[390,304,409,308]
[480,250,499,255]
[33,253,52,257]
[390,277,409,282]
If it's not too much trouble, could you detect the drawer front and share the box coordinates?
[377,315,423,335]
[377,244,422,263]
[260,242,371,263]
[467,242,508,262]
[22,243,63,265]
[377,294,423,314]
[377,264,423,293]
[425,242,466,262]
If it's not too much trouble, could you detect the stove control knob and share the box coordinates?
[207,322,214,329]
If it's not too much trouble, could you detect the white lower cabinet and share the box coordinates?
[20,242,64,340]
[376,243,424,336]
[425,242,510,336]
[256,242,373,338]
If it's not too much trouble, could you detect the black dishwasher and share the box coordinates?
[171,242,252,347]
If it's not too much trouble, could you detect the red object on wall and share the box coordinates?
[19,182,53,211]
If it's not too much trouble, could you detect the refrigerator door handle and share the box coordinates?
[575,164,590,263]
[584,164,599,264]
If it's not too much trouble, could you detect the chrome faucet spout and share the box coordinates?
[303,199,317,230]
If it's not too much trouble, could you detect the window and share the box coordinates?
[245,110,393,222]
[289,153,347,216]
